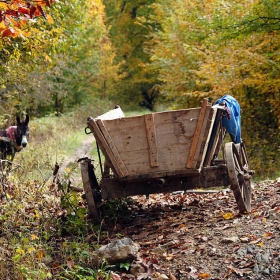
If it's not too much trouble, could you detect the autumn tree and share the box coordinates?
[103,0,160,110]
[0,0,60,116]
[0,0,116,116]
[147,0,280,177]
[25,0,115,115]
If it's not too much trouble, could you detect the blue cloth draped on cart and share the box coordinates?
[214,95,242,144]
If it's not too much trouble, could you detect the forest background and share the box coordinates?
[1,0,280,179]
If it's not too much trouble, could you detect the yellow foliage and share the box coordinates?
[16,248,25,255]
[27,247,36,254]
[36,250,45,260]
[222,212,234,220]
[31,234,39,241]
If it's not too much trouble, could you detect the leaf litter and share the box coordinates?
[104,178,280,279]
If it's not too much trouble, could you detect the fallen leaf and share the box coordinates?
[165,254,174,260]
[178,224,187,229]
[222,212,234,220]
[249,238,262,244]
[30,234,39,241]
[199,272,211,279]
[264,232,273,238]
[36,250,45,260]
[27,247,36,254]
[227,265,252,276]
[256,242,265,247]
[67,257,74,269]
[111,272,121,280]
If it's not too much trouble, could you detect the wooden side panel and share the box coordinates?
[101,116,149,176]
[102,108,201,177]
[186,99,211,168]
[203,108,225,167]
[195,108,217,169]
[144,114,159,167]
[96,119,129,178]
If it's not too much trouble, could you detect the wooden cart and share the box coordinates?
[79,99,254,223]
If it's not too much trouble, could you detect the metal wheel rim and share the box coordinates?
[226,142,251,213]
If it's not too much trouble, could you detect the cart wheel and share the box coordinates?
[79,158,100,224]
[225,142,252,213]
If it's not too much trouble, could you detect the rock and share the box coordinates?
[255,252,263,262]
[255,252,270,264]
[262,252,270,263]
[240,236,249,243]
[220,236,239,244]
[253,263,259,274]
[247,246,254,254]
[90,238,139,267]
[130,263,145,275]
[237,247,247,257]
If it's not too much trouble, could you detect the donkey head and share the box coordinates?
[16,115,29,148]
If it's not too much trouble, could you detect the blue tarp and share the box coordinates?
[214,95,242,144]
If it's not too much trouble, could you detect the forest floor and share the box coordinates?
[113,179,280,280]
[61,138,280,280]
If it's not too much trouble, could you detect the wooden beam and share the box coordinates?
[194,107,216,169]
[96,119,129,178]
[80,158,100,224]
[144,113,159,167]
[87,118,123,178]
[186,98,210,168]
[100,165,229,200]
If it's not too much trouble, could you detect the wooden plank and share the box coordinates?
[80,159,100,223]
[144,113,159,167]
[102,116,147,152]
[90,128,117,177]
[96,119,129,178]
[118,144,192,175]
[87,118,123,178]
[102,108,200,176]
[100,166,229,200]
[186,99,210,168]
[194,107,216,169]
[96,106,125,120]
[119,168,200,182]
[203,121,222,167]
[203,107,225,167]
[191,105,212,169]
[102,108,200,150]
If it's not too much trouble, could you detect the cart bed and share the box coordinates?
[87,99,217,180]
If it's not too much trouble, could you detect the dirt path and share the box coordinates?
[102,178,280,280]
[59,136,94,171]
[56,136,280,279]
[58,135,95,186]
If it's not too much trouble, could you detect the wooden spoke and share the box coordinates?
[225,142,252,213]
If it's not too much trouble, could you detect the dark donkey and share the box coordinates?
[0,115,29,163]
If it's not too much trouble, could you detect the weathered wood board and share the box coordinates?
[88,101,217,179]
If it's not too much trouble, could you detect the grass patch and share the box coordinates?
[0,98,120,279]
